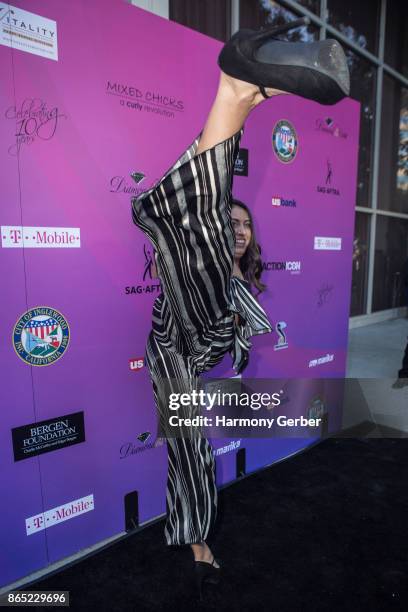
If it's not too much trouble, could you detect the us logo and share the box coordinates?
[272,119,298,163]
[13,307,70,366]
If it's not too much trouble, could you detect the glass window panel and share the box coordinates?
[350,212,370,316]
[326,0,380,55]
[169,0,231,42]
[378,76,408,215]
[372,215,408,312]
[384,0,408,78]
[296,0,320,14]
[239,1,319,41]
[339,45,376,207]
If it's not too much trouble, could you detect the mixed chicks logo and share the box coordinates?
[272,119,298,163]
[13,307,70,366]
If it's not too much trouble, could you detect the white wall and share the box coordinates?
[129,0,169,19]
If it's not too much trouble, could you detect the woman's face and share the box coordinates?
[231,205,251,260]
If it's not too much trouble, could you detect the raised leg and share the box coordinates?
[195,71,288,155]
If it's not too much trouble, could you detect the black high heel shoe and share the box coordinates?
[194,556,221,600]
[218,17,350,105]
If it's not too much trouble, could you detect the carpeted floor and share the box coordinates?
[25,438,407,611]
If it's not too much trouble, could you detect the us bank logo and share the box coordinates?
[272,120,298,163]
[129,357,144,371]
[13,307,70,366]
[272,196,297,208]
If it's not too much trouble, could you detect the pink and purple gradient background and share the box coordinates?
[0,0,359,587]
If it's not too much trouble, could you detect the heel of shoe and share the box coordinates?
[193,559,221,599]
[251,16,310,42]
[194,567,205,601]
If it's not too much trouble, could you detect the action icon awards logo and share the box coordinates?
[13,307,70,366]
[274,321,288,351]
[272,120,298,163]
[262,260,301,274]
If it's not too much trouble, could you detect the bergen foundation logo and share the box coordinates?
[272,196,297,208]
[272,120,298,163]
[12,412,85,461]
[1,226,80,248]
[13,307,70,366]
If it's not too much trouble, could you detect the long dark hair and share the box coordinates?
[231,198,267,296]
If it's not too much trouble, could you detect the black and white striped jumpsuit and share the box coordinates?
[131,127,272,546]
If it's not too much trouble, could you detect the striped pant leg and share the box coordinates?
[165,436,217,546]
[146,332,217,546]
[132,128,244,339]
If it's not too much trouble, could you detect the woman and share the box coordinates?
[230,198,266,296]
[131,18,349,597]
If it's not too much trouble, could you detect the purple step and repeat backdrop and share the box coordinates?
[0,0,360,588]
